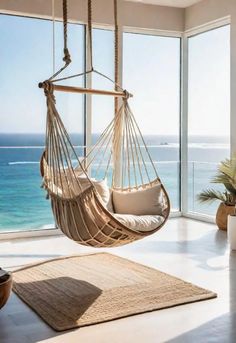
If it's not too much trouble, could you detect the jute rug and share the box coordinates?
[12,253,216,331]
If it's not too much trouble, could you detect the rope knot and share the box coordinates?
[39,81,56,102]
[123,90,131,99]
[63,48,72,65]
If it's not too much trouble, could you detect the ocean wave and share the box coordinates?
[188,143,229,149]
[8,161,40,165]
[0,146,45,149]
[40,224,55,230]
[0,145,85,149]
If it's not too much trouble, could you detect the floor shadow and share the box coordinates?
[124,229,228,271]
[168,251,236,342]
[13,277,102,336]
[168,312,236,343]
[229,251,236,313]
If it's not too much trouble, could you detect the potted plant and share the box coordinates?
[197,157,236,231]
[0,268,12,310]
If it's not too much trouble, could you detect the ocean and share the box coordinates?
[0,133,229,232]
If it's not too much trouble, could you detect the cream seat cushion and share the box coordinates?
[113,214,164,232]
[112,180,164,216]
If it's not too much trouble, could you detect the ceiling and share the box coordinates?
[127,0,203,8]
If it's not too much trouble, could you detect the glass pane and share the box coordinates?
[0,15,85,232]
[188,25,230,216]
[123,32,181,211]
[91,28,114,184]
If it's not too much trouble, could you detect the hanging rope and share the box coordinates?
[87,0,94,71]
[114,0,119,88]
[52,0,55,74]
[48,0,71,81]
[114,0,119,115]
[62,0,71,64]
[49,0,124,96]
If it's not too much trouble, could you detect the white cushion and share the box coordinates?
[45,168,114,212]
[112,180,164,216]
[113,214,164,232]
[72,173,114,212]
[92,179,114,213]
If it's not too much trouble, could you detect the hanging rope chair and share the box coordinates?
[39,0,170,247]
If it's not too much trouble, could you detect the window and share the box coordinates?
[0,13,231,235]
[187,25,230,216]
[90,28,114,184]
[0,14,85,232]
[123,32,181,211]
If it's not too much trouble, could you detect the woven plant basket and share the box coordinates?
[216,202,235,231]
[0,271,12,310]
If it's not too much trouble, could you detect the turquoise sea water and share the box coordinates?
[0,134,229,232]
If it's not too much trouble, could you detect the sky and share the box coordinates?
[188,25,230,137]
[0,14,230,137]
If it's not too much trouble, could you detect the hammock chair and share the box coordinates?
[39,0,170,247]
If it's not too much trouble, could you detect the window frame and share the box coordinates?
[182,16,231,223]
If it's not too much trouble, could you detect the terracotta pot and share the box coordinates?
[216,203,235,231]
[0,273,12,310]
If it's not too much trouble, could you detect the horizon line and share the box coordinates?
[0,132,230,137]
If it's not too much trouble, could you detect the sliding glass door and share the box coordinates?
[123,32,181,212]
[187,25,230,216]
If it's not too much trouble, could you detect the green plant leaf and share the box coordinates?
[224,183,236,196]
[198,155,236,205]
[218,157,236,188]
[197,189,226,204]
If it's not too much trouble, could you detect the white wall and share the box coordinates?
[0,0,184,31]
[185,0,236,154]
[122,1,184,31]
[185,0,233,30]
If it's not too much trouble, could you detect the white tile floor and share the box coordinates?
[0,218,235,343]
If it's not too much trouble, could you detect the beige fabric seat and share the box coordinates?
[113,214,165,232]
[46,172,165,233]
